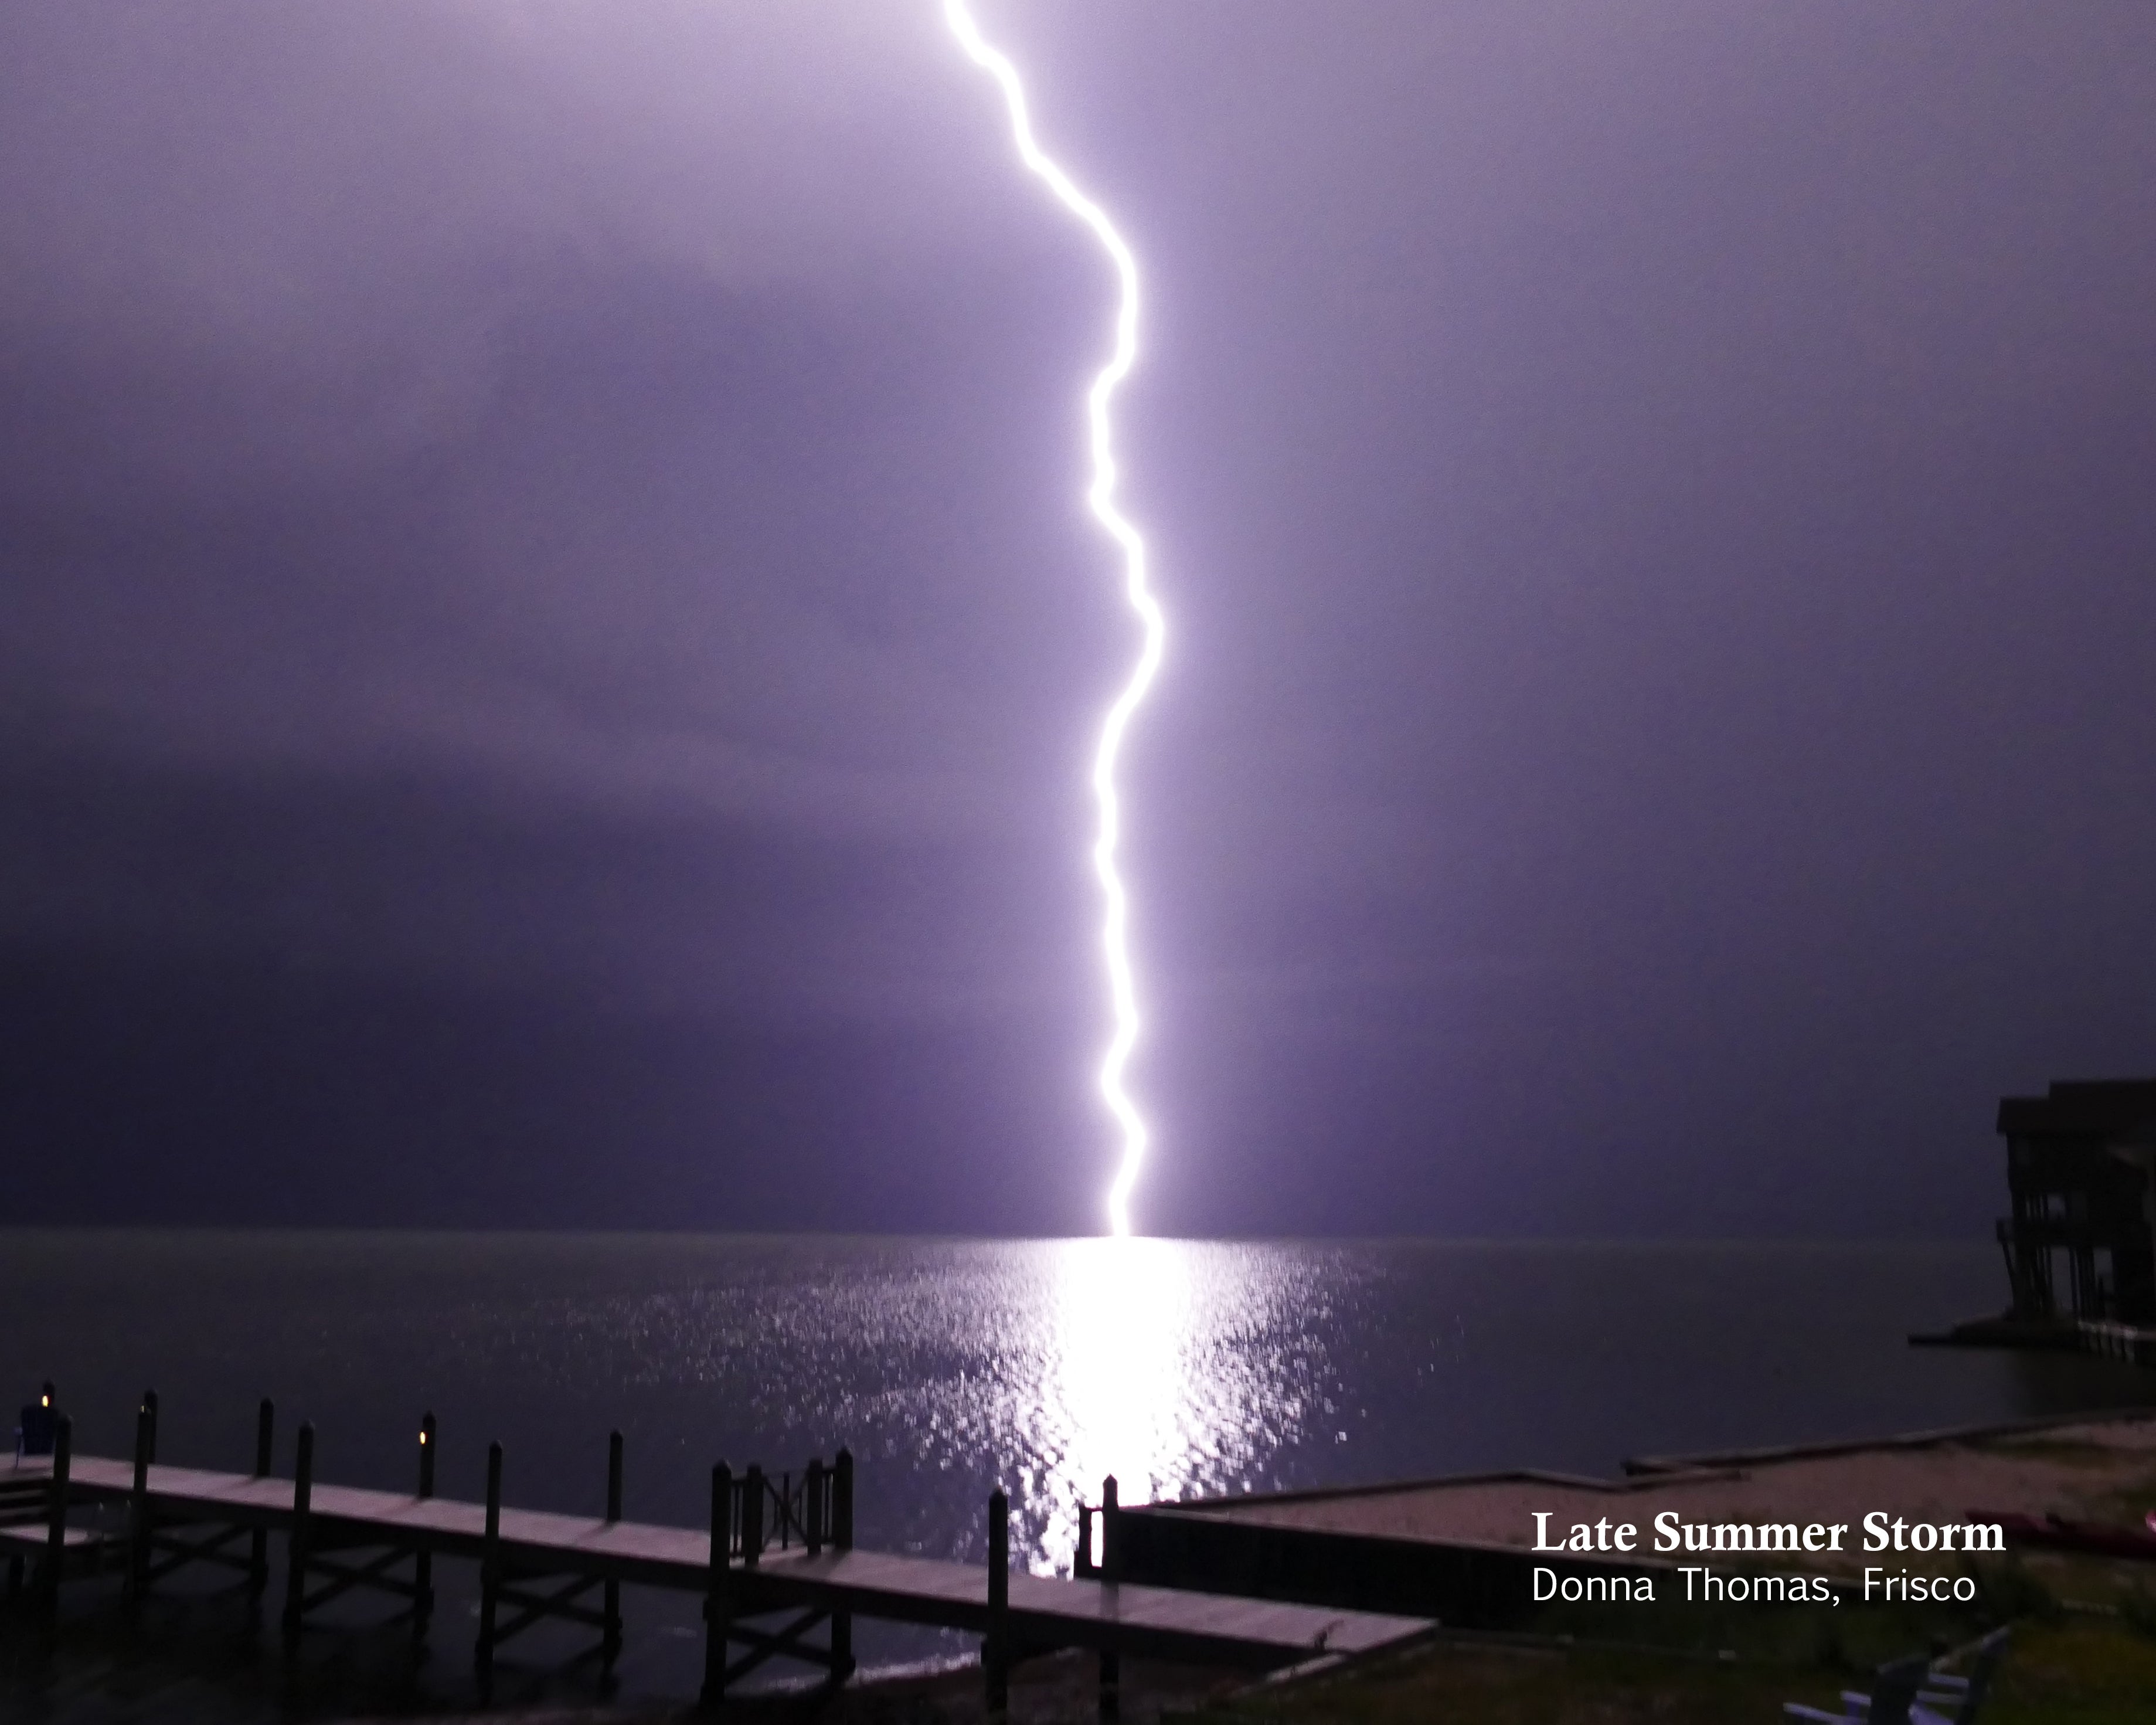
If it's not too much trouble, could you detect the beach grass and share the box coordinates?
[1186,1613,2156,1725]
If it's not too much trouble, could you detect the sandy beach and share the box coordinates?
[1163,1410,2156,1579]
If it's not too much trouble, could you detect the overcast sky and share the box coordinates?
[5,1,2154,1236]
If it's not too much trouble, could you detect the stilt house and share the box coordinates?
[1996,1079,2156,1326]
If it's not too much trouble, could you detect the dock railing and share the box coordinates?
[720,1452,852,1565]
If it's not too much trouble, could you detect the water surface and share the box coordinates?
[2,1232,2143,1695]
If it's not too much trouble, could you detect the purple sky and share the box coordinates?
[5,1,2154,1236]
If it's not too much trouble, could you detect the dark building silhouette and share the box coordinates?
[1995,1079,2156,1327]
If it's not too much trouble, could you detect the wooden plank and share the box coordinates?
[0,1524,103,1551]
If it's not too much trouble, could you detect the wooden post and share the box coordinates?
[804,1457,825,1556]
[281,1422,315,1644]
[985,1486,1010,1717]
[475,1440,502,1702]
[1099,1475,1121,1721]
[248,1398,274,1601]
[41,1414,71,1615]
[603,1429,624,1674]
[700,1461,733,1712]
[128,1392,155,1602]
[831,1446,854,1676]
[742,1463,764,1568]
[413,1411,437,1639]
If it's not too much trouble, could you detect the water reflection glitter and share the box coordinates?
[1016,1239,1320,1574]
[1040,1238,1188,1566]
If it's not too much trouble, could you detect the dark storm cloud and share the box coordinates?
[4,1,2154,1233]
[1,0,1132,1033]
[0,1,1106,833]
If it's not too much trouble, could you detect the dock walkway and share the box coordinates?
[11,1425,1428,1714]
[55,1454,1420,1662]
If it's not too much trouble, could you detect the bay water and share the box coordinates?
[2,1231,2145,1700]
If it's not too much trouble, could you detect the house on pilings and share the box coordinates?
[1995,1079,2156,1330]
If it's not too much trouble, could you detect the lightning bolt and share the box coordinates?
[941,0,1164,1238]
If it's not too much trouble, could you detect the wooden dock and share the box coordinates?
[6,1394,1430,1716]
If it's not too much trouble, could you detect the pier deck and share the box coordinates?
[32,1454,1427,1670]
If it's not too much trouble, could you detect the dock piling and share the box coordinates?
[834,1448,854,1549]
[1099,1475,1121,1720]
[700,1461,734,1711]
[1101,1475,1120,1577]
[475,1439,502,1701]
[247,1399,274,1601]
[127,1391,156,1603]
[831,1446,855,1676]
[985,1486,1010,1717]
[743,1464,764,1568]
[805,1456,825,1556]
[42,1414,72,1614]
[603,1429,624,1673]
[413,1411,437,1638]
[281,1422,315,1645]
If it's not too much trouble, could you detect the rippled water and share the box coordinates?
[2,1231,2145,1695]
